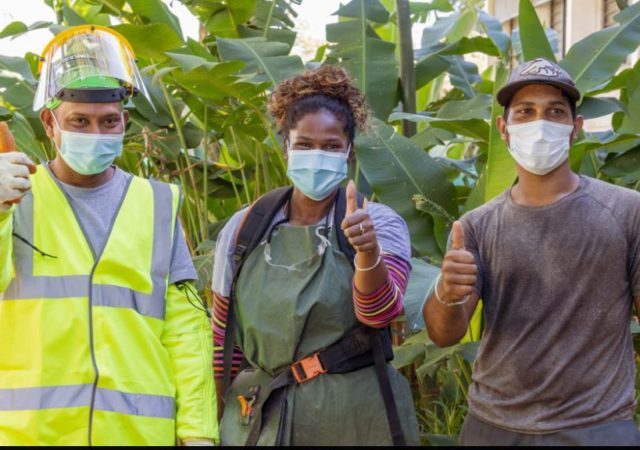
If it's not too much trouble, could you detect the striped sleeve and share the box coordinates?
[352,253,411,328]
[212,291,244,380]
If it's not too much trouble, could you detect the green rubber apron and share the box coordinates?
[220,216,420,445]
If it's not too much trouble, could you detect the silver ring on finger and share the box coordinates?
[359,222,366,236]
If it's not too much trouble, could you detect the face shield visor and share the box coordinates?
[33,25,152,111]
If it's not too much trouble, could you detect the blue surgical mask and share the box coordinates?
[286,147,350,201]
[52,114,124,175]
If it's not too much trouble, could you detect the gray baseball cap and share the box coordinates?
[497,57,581,107]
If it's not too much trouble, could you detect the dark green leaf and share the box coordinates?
[127,0,183,38]
[415,53,450,89]
[217,37,303,85]
[439,36,500,57]
[356,118,457,258]
[62,2,88,26]
[421,12,459,49]
[0,106,13,121]
[600,145,640,179]
[326,11,398,120]
[334,0,390,23]
[446,56,481,98]
[577,96,624,119]
[112,23,183,61]
[238,25,297,49]
[446,8,477,43]
[0,21,52,40]
[436,95,492,120]
[478,10,510,59]
[165,49,217,73]
[8,112,48,162]
[403,259,440,333]
[518,0,556,61]
[561,1,640,94]
[484,62,514,202]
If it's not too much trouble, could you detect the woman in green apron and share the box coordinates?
[211,65,420,446]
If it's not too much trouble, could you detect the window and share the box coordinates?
[603,0,618,27]
[550,0,565,56]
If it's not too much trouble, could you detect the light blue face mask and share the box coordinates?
[52,113,124,176]
[286,146,350,201]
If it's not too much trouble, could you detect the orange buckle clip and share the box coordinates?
[237,394,255,426]
[291,352,327,384]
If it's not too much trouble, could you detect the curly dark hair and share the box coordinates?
[268,65,369,141]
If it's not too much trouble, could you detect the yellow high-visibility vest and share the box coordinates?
[0,167,183,445]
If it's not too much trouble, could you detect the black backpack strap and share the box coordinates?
[333,186,364,267]
[334,187,407,446]
[222,186,294,393]
[371,328,407,446]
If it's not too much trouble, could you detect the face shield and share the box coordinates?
[33,25,152,111]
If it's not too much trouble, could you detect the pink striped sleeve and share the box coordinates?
[352,254,411,328]
[212,291,244,380]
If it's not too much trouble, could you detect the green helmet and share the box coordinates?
[45,75,122,110]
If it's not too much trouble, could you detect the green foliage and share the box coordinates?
[518,0,556,62]
[3,0,640,444]
[561,1,640,94]
[326,0,399,120]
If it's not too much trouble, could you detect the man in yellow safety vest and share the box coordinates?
[0,25,217,445]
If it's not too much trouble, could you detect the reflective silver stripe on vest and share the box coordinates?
[0,384,90,410]
[0,385,175,419]
[95,387,175,419]
[148,180,174,319]
[4,274,89,299]
[92,285,164,320]
[3,178,175,321]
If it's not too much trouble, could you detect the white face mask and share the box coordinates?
[506,120,574,176]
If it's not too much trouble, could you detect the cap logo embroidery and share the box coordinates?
[521,59,561,78]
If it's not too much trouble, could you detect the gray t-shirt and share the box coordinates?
[212,201,411,296]
[52,165,197,284]
[459,175,640,434]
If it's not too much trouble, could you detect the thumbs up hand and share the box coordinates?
[341,180,377,254]
[438,221,478,304]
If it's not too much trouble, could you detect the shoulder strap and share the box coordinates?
[333,186,365,267]
[223,186,293,392]
[371,328,407,446]
[232,186,293,268]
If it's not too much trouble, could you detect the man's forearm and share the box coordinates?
[423,288,479,347]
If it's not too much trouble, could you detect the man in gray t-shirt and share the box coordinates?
[423,57,640,445]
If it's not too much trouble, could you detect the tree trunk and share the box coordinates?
[396,0,417,137]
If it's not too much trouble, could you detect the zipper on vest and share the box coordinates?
[86,265,100,447]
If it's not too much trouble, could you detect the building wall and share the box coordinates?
[487,0,638,131]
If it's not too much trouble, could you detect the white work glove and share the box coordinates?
[0,152,36,212]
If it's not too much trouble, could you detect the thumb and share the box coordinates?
[346,180,357,215]
[451,220,465,251]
